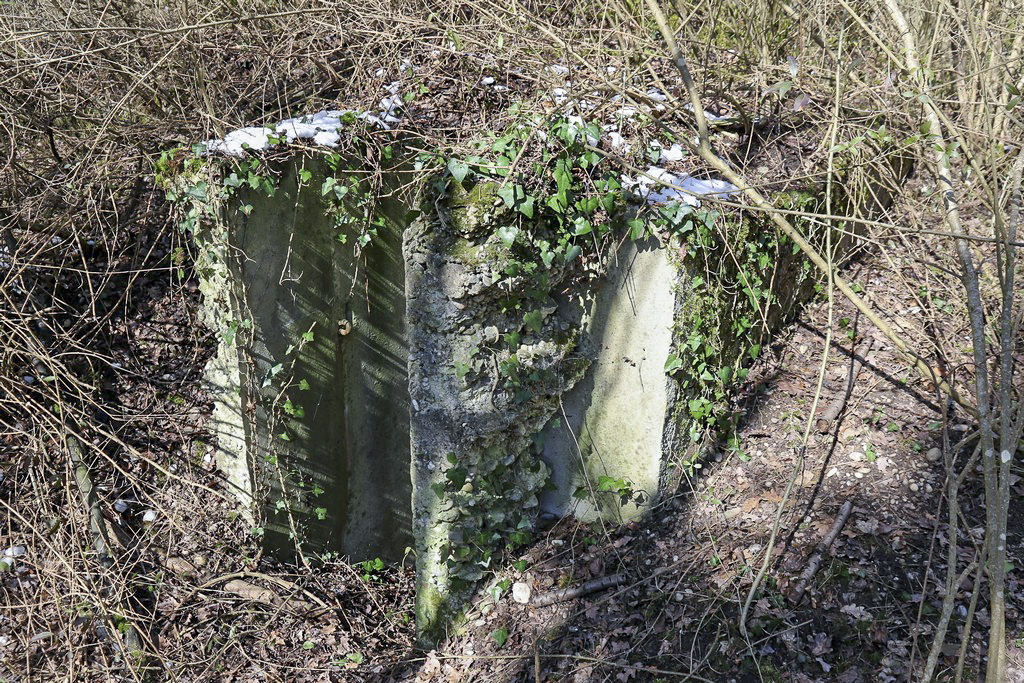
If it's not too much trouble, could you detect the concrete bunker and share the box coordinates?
[172,110,874,642]
[187,146,689,635]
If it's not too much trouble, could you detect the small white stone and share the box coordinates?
[909,482,919,493]
[142,510,158,523]
[849,451,865,462]
[114,499,130,513]
[926,447,942,462]
[512,582,532,604]
[4,546,26,558]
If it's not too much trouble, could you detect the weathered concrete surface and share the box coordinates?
[197,156,412,560]
[403,180,594,644]
[539,238,678,522]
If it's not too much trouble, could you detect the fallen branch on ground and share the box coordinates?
[816,340,874,433]
[531,574,626,607]
[67,433,146,656]
[788,500,854,604]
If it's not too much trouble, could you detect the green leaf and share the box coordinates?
[446,466,468,489]
[447,158,470,184]
[496,225,519,248]
[523,309,543,334]
[518,196,535,218]
[513,560,527,572]
[664,353,683,374]
[302,640,315,651]
[564,244,582,263]
[299,169,313,183]
[490,628,509,648]
[497,184,517,208]
[628,219,646,240]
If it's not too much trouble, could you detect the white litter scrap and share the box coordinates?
[650,141,686,162]
[682,102,731,122]
[205,82,406,156]
[604,129,630,152]
[624,165,739,207]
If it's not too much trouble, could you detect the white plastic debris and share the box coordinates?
[3,546,26,559]
[651,141,686,162]
[142,510,158,523]
[206,77,406,157]
[682,103,730,122]
[205,126,276,155]
[480,76,495,85]
[511,581,532,604]
[624,166,739,207]
[605,131,630,152]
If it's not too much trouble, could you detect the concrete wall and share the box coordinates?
[198,156,412,560]
[539,238,678,522]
